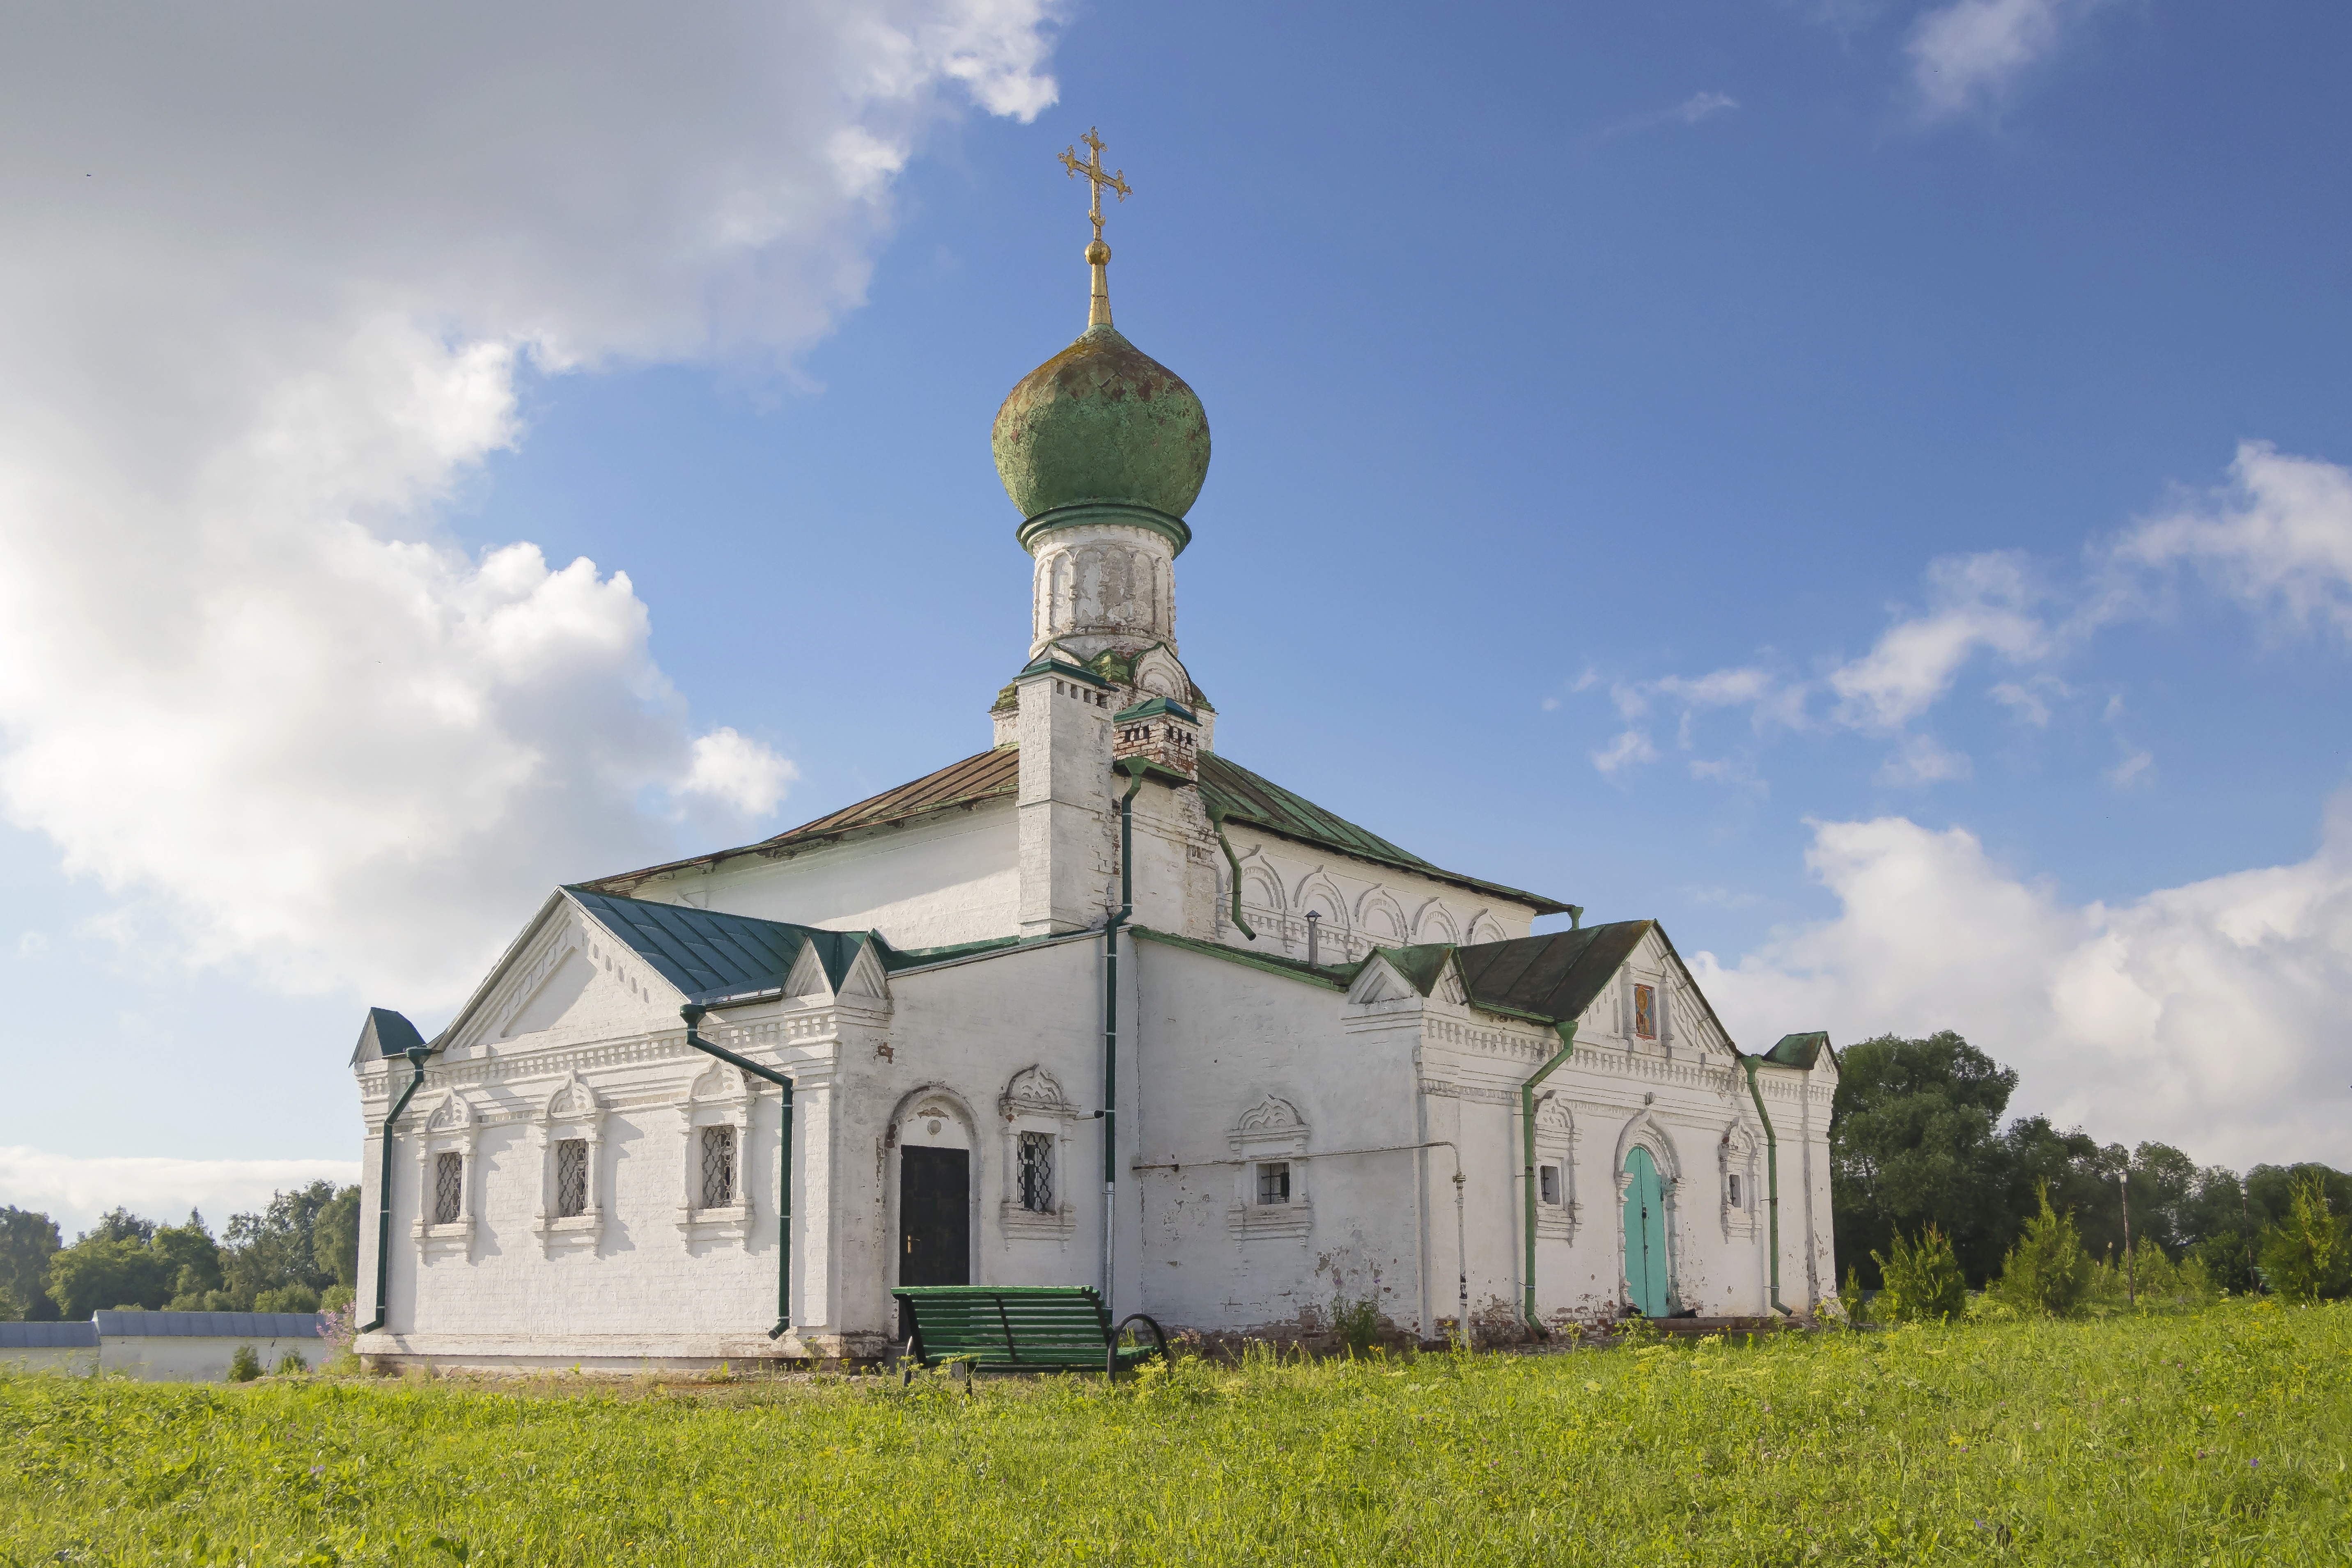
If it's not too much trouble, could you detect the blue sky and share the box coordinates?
[3,0,2347,1233]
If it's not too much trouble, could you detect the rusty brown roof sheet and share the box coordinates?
[584,744,1567,914]
[582,748,1018,892]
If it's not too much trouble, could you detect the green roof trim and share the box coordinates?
[1196,753,1572,915]
[1112,695,1196,723]
[1017,656,1113,689]
[1130,926,1357,991]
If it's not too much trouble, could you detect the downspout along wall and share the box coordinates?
[680,1004,796,1341]
[359,1045,432,1335]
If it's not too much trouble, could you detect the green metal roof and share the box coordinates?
[565,888,879,1004]
[1454,923,1652,1026]
[1766,1031,1834,1068]
[1197,753,1571,914]
[349,1006,427,1066]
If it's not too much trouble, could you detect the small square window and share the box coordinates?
[433,1152,464,1226]
[1018,1131,1055,1213]
[700,1125,737,1209]
[1539,1165,1562,1206]
[1256,1161,1291,1206]
[1633,983,1657,1040]
[555,1138,589,1218]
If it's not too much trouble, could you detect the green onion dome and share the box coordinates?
[991,324,1210,555]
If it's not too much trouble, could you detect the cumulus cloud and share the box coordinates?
[0,1147,362,1241]
[1828,552,2048,729]
[2113,440,2352,640]
[0,3,1059,1006]
[1692,798,2352,1170]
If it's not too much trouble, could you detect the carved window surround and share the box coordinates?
[413,1091,482,1258]
[1719,1121,1761,1242]
[1226,1096,1312,1241]
[534,1071,609,1256]
[1533,1091,1579,1242]
[676,1061,754,1248]
[998,1066,1078,1243]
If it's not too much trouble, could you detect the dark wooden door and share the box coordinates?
[899,1146,970,1290]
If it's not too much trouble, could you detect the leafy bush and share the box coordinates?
[2261,1171,2351,1303]
[274,1351,307,1376]
[226,1344,263,1382]
[1872,1223,1968,1323]
[1836,1264,1870,1326]
[1330,1294,1381,1357]
[1992,1182,2091,1318]
[2085,1237,2218,1312]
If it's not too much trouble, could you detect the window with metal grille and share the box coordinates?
[1633,983,1657,1039]
[433,1152,463,1225]
[1256,1161,1290,1206]
[555,1138,588,1218]
[1017,1131,1054,1213]
[1727,1174,1742,1209]
[699,1125,737,1209]
[1539,1165,1562,1206]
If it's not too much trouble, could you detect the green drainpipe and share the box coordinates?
[1519,1023,1576,1337]
[1203,803,1258,942]
[360,1044,433,1335]
[1102,759,1147,1306]
[680,1004,796,1340]
[1738,1052,1791,1318]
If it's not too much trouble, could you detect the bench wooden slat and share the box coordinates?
[892,1285,1168,1377]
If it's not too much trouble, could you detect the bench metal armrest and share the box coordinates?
[1106,1311,1170,1378]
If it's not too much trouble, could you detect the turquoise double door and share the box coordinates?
[1621,1146,1673,1317]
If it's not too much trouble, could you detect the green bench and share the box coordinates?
[893,1286,1169,1378]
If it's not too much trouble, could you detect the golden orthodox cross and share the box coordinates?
[1058,128,1131,245]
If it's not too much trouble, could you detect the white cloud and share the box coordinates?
[1829,552,2048,729]
[1595,728,1659,775]
[1907,0,2077,119]
[0,1147,362,1240]
[679,728,801,818]
[1692,798,2352,1170]
[0,3,1060,1006]
[1874,732,1973,786]
[2107,750,2155,790]
[2113,440,2352,640]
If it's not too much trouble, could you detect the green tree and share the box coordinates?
[2246,1163,2352,1231]
[2260,1171,2351,1303]
[0,1207,63,1321]
[1870,1224,1968,1324]
[47,1235,171,1318]
[1829,1031,2019,1287]
[312,1185,361,1290]
[154,1212,223,1305]
[1992,1183,2091,1318]
[82,1208,156,1245]
[220,1181,341,1307]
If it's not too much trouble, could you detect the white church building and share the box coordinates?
[351,149,1837,1368]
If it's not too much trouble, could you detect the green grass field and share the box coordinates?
[5,1301,2346,1566]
